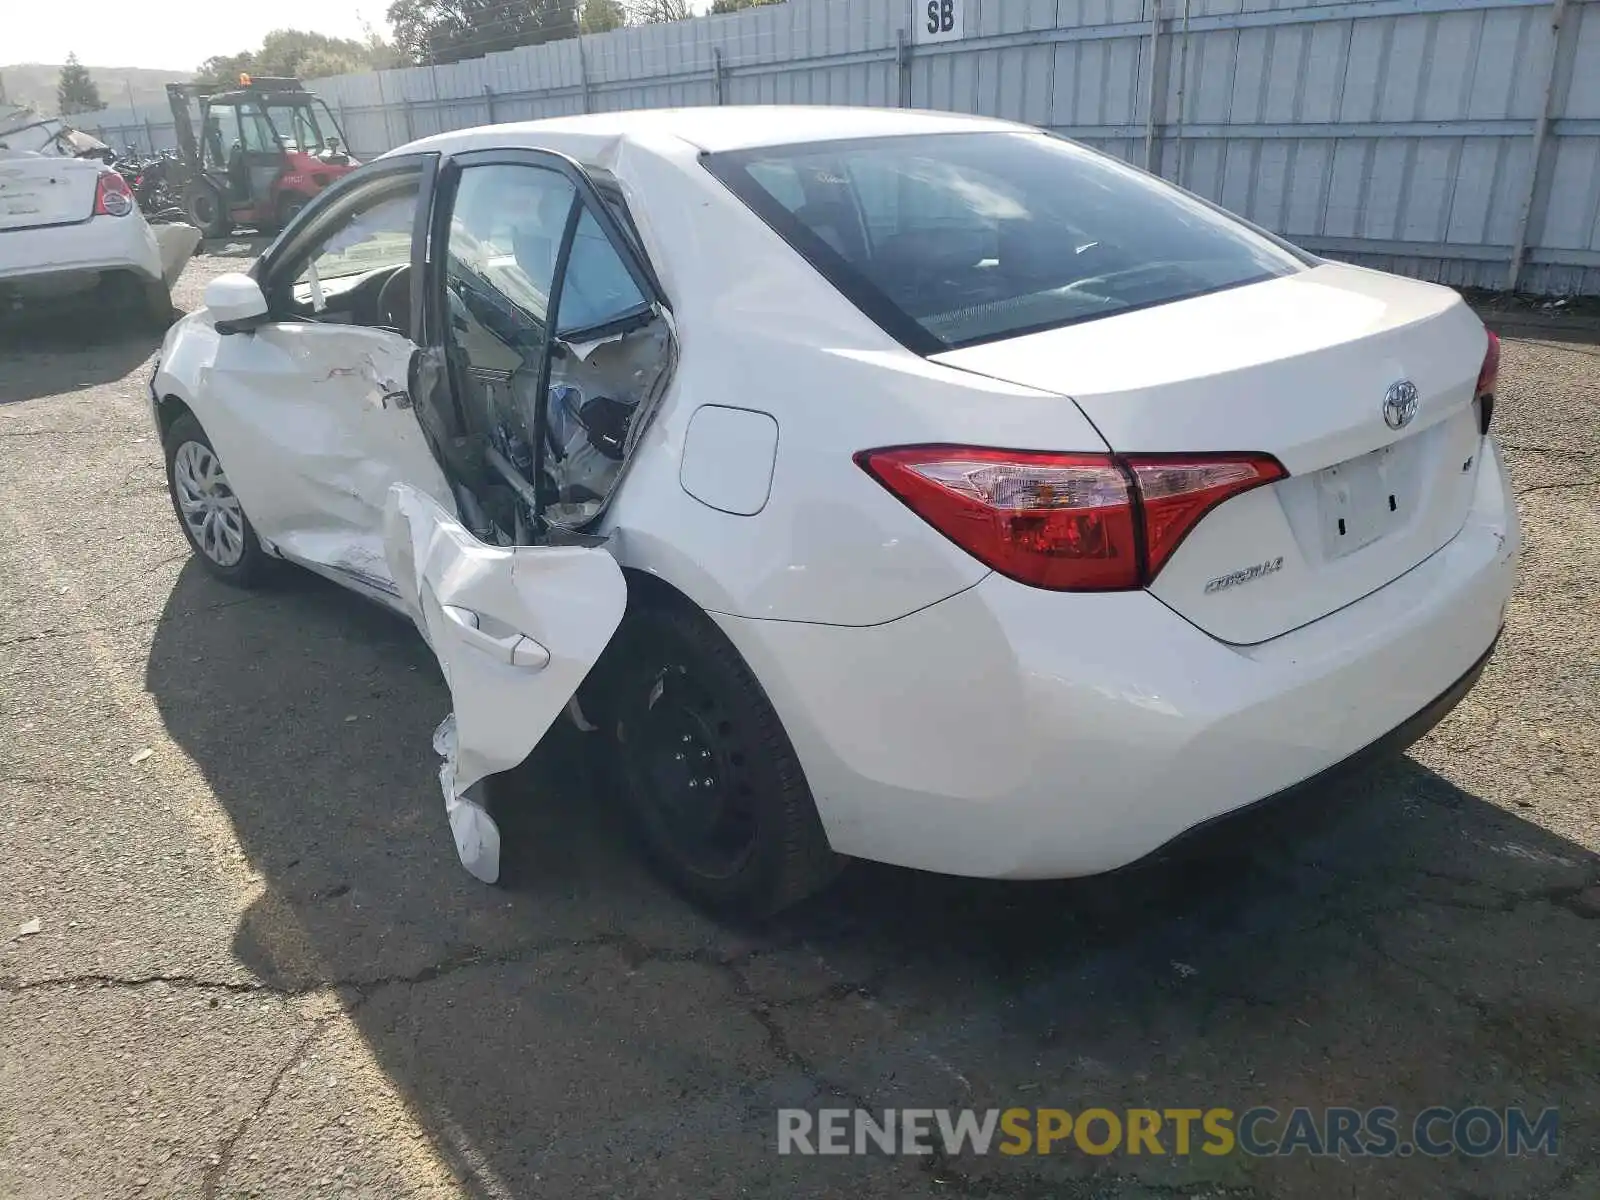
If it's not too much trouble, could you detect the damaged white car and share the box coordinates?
[150,108,1517,916]
[1,120,200,326]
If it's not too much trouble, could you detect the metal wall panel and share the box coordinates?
[82,0,1600,293]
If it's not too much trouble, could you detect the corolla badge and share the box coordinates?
[1205,556,1284,594]
[1383,379,1419,430]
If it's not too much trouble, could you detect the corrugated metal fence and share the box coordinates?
[88,0,1600,294]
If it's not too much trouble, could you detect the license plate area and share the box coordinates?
[0,183,43,209]
[1315,443,1409,560]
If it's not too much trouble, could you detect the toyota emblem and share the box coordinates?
[1383,380,1419,430]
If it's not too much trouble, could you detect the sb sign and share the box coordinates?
[915,0,965,43]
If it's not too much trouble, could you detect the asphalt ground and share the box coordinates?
[1,246,1596,1199]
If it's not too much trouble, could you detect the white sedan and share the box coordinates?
[149,107,1518,915]
[1,143,199,325]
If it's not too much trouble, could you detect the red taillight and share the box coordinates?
[856,447,1140,589]
[1128,456,1287,579]
[94,171,135,217]
[1475,328,1500,435]
[1476,329,1500,398]
[856,446,1286,592]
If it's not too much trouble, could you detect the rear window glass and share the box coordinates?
[704,132,1308,353]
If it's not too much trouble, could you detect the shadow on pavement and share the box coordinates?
[0,317,162,405]
[145,558,1600,1199]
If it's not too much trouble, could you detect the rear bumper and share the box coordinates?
[1144,628,1498,863]
[718,438,1519,879]
[0,214,163,298]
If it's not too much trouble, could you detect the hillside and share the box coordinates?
[0,63,193,117]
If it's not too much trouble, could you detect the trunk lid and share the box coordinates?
[0,155,99,233]
[933,263,1489,645]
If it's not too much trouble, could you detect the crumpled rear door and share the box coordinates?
[382,483,626,881]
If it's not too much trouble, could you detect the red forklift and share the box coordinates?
[167,75,358,237]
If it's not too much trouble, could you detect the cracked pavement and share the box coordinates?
[1,253,1597,1199]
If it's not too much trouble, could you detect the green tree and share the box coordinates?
[709,0,783,13]
[196,28,405,85]
[580,0,627,34]
[57,53,103,115]
[361,25,410,70]
[194,52,255,87]
[628,0,689,21]
[388,0,580,65]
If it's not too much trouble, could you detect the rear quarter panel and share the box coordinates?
[593,137,1114,627]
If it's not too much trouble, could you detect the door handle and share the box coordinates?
[440,604,551,670]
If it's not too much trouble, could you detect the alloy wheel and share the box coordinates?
[172,440,246,567]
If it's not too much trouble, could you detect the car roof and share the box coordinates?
[397,105,1026,157]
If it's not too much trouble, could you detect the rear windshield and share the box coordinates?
[704,132,1308,353]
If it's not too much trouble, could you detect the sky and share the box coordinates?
[5,0,387,71]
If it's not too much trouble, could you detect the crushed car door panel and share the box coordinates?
[383,483,627,881]
[199,157,453,595]
[387,149,675,882]
[205,323,451,593]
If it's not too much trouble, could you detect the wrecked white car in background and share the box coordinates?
[1,111,200,326]
[0,107,122,159]
[148,108,1516,917]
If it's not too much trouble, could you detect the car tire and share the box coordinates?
[163,412,272,588]
[594,602,843,919]
[183,181,230,239]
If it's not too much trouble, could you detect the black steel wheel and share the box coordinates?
[596,602,841,918]
[630,663,760,881]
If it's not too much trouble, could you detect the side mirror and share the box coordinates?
[205,272,268,334]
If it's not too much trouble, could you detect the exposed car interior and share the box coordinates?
[272,180,418,330]
[250,157,675,552]
[284,263,410,328]
[432,162,674,547]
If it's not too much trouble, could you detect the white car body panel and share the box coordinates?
[169,318,456,598]
[934,261,1495,644]
[151,108,1519,884]
[0,153,199,299]
[154,224,203,288]
[383,484,628,882]
[417,124,1110,626]
[716,438,1516,877]
[678,405,780,517]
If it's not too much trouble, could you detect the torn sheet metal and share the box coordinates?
[153,223,202,287]
[563,329,628,363]
[434,714,501,883]
[0,112,109,158]
[383,483,628,885]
